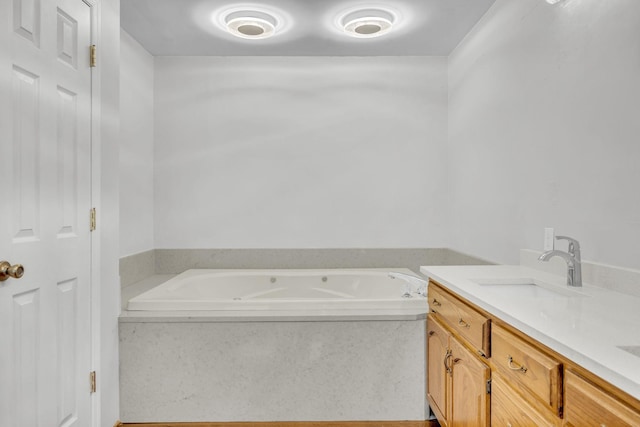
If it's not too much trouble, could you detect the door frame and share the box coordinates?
[86,0,123,424]
[85,0,100,425]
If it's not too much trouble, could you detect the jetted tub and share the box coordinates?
[127,268,427,311]
[120,267,429,422]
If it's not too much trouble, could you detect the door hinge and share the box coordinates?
[90,371,97,393]
[90,45,97,67]
[90,207,96,231]
[486,379,491,394]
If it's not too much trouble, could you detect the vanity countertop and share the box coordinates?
[420,264,640,400]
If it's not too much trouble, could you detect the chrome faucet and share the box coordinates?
[538,235,582,287]
[389,271,428,297]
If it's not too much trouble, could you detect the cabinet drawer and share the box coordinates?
[564,370,640,427]
[491,373,559,427]
[428,283,490,357]
[492,324,562,416]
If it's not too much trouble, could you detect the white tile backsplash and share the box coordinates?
[521,249,640,297]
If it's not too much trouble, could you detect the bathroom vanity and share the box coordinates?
[421,265,640,426]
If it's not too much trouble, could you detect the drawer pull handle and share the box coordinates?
[432,298,442,307]
[507,356,528,373]
[458,318,471,328]
[444,349,452,374]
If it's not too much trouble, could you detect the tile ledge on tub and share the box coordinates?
[120,274,175,310]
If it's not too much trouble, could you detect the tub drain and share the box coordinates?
[233,297,242,300]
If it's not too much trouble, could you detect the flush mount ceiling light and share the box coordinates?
[339,8,396,38]
[221,9,280,39]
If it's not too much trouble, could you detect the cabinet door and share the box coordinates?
[449,336,490,427]
[427,314,450,427]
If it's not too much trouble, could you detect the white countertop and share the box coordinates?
[420,265,640,400]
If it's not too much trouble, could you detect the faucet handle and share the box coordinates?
[556,235,580,255]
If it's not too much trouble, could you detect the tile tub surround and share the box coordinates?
[117,248,486,421]
[119,319,426,422]
[120,249,155,287]
[120,248,492,287]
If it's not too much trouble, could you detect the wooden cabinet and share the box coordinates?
[427,281,490,427]
[426,279,640,427]
[564,370,640,427]
[427,314,490,427]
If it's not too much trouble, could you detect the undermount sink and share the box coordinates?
[472,278,589,298]
[618,346,640,359]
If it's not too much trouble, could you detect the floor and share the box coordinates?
[120,422,441,427]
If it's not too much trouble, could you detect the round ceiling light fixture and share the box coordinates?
[223,9,280,39]
[340,8,395,38]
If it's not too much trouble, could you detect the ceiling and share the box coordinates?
[121,0,497,56]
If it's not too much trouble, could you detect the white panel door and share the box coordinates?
[0,0,93,426]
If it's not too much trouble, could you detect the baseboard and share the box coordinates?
[121,422,439,427]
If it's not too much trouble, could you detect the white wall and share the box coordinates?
[154,56,449,249]
[119,30,154,257]
[448,0,640,269]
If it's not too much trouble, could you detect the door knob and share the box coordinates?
[0,261,25,281]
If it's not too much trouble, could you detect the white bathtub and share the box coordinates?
[127,268,427,311]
